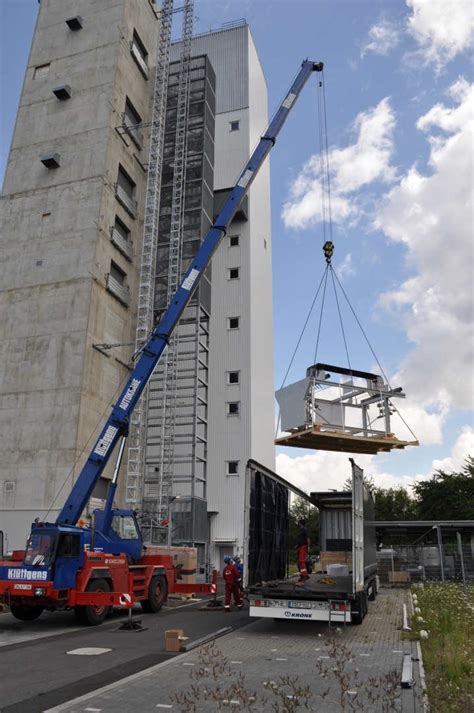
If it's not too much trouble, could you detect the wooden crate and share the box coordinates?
[388,571,411,586]
[320,551,352,572]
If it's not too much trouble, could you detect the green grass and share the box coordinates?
[410,582,474,713]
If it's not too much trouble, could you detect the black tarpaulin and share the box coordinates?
[247,468,289,586]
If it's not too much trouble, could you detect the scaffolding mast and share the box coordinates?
[154,0,194,531]
[125,0,174,506]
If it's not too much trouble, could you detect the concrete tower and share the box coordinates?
[1,6,275,564]
[0,0,159,549]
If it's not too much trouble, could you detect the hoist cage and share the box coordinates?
[275,363,419,455]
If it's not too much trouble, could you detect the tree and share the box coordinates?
[412,456,474,520]
[372,486,418,521]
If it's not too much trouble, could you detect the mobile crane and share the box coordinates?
[0,60,324,625]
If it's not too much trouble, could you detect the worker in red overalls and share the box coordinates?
[296,519,310,582]
[223,555,242,611]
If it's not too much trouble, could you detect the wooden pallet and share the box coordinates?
[275,425,418,455]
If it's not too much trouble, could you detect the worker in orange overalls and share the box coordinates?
[296,519,310,582]
[223,555,242,611]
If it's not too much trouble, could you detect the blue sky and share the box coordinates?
[1,0,473,494]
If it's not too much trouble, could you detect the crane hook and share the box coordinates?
[323,240,334,264]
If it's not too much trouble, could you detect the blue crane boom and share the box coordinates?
[57,59,324,526]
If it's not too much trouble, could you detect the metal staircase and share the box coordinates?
[125,0,174,506]
[143,0,194,540]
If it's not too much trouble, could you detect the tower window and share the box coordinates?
[130,30,149,78]
[40,153,61,169]
[110,261,126,285]
[229,120,240,132]
[53,84,72,101]
[229,235,239,247]
[226,461,239,476]
[227,371,240,384]
[116,165,137,217]
[228,267,240,280]
[227,402,240,416]
[65,16,83,31]
[123,98,143,148]
[228,316,240,330]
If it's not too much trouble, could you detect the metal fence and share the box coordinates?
[377,537,474,587]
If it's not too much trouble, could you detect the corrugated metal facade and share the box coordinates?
[171,24,249,114]
[172,24,275,569]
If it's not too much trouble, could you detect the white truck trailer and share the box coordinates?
[245,459,378,625]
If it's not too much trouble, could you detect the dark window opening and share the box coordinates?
[228,371,240,384]
[227,402,240,416]
[229,267,240,280]
[230,120,240,132]
[228,317,240,330]
[227,461,239,476]
[229,235,239,247]
[65,16,83,31]
[110,260,126,285]
[114,216,130,242]
[124,97,142,128]
[117,165,135,199]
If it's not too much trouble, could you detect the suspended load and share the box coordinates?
[275,363,418,454]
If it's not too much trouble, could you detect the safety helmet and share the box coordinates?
[223,555,231,563]
[234,556,241,563]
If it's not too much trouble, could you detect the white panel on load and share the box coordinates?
[313,399,345,428]
[275,378,311,432]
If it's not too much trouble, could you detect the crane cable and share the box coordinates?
[277,70,418,443]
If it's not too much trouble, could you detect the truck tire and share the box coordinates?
[10,604,44,621]
[141,575,167,613]
[351,592,367,625]
[74,578,111,626]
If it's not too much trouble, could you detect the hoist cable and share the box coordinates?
[279,265,329,391]
[275,265,329,439]
[332,267,391,387]
[313,264,330,364]
[316,79,327,243]
[321,70,334,243]
[331,268,419,442]
[329,265,352,374]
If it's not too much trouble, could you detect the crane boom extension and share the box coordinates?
[57,59,323,526]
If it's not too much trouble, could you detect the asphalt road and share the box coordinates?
[0,596,250,713]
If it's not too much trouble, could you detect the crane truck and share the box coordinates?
[0,60,324,626]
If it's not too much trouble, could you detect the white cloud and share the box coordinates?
[406,0,474,71]
[361,20,400,58]
[282,99,396,230]
[431,425,474,472]
[336,253,355,280]
[375,77,474,412]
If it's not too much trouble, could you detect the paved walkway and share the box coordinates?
[45,589,423,712]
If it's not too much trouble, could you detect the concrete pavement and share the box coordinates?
[43,589,424,712]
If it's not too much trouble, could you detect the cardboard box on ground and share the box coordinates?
[164,629,189,652]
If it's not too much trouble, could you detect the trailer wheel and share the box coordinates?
[74,578,111,626]
[10,604,44,621]
[368,578,377,601]
[141,575,167,613]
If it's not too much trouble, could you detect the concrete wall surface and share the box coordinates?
[0,0,158,547]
